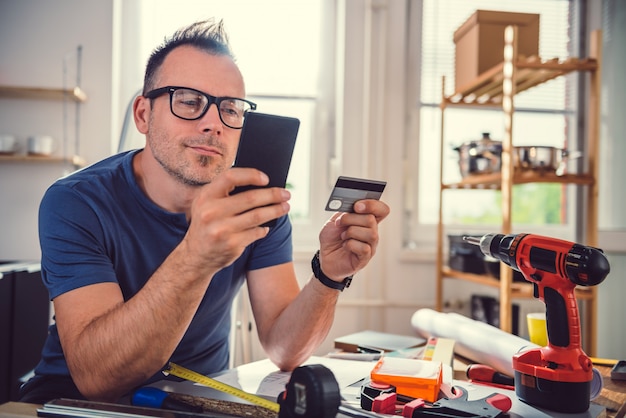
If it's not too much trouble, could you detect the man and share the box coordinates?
[19,20,389,403]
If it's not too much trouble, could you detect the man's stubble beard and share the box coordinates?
[147,121,229,187]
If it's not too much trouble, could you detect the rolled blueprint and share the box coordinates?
[411,308,538,376]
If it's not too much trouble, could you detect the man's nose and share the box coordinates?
[198,103,223,132]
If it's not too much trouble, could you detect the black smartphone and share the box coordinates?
[231,111,300,227]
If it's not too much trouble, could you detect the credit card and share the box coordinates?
[325,176,387,212]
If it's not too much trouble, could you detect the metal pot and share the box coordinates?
[453,133,502,178]
[513,146,582,175]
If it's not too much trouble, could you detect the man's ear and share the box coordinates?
[133,95,150,134]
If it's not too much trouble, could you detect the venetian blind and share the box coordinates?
[420,0,575,110]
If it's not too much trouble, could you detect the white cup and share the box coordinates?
[27,135,56,156]
[0,134,17,154]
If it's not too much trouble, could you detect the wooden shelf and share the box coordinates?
[443,171,595,189]
[0,85,87,103]
[442,267,596,301]
[0,48,87,169]
[0,154,86,167]
[444,56,598,106]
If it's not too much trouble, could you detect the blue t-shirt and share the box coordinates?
[33,149,292,383]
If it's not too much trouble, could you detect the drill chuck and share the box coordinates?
[462,233,508,264]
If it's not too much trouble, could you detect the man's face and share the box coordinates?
[142,46,246,186]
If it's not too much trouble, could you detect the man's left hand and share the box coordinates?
[318,199,390,281]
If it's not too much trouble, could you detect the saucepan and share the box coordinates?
[513,146,583,176]
[453,133,502,178]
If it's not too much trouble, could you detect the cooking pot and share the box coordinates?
[453,133,502,178]
[513,146,582,176]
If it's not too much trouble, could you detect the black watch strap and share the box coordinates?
[311,250,352,291]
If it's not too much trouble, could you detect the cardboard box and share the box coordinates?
[453,10,540,91]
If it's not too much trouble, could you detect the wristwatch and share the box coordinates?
[311,250,352,291]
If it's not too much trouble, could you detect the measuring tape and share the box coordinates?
[162,362,280,413]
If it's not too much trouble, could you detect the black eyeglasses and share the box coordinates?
[144,86,257,129]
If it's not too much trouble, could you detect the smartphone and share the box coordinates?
[231,112,300,227]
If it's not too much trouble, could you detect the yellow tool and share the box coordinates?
[162,362,280,413]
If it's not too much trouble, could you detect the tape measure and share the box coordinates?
[162,362,280,413]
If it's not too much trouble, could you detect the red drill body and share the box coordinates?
[467,233,610,413]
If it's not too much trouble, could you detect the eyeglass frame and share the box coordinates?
[143,86,257,129]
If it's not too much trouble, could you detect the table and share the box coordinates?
[1,356,624,417]
[593,364,626,417]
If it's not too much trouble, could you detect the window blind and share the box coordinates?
[420,0,574,111]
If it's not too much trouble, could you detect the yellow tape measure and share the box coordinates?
[162,362,280,413]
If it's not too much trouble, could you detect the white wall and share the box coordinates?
[0,0,116,261]
[0,0,623,362]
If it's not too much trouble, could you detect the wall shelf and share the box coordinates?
[0,154,86,167]
[442,172,595,189]
[447,56,598,105]
[441,267,596,301]
[0,85,87,103]
[0,45,86,169]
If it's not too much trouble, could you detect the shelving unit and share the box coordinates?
[0,46,86,169]
[435,27,602,355]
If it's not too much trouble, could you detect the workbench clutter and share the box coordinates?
[412,309,606,411]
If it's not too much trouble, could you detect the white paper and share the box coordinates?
[212,356,375,398]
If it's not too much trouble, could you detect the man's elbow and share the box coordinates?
[69,365,130,402]
[266,347,311,372]
[73,378,117,402]
[271,356,303,372]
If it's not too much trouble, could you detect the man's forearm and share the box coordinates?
[62,247,215,401]
[262,276,340,371]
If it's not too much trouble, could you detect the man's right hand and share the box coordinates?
[181,167,291,275]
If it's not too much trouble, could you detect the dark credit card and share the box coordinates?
[325,176,386,212]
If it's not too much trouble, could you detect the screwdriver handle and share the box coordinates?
[466,364,514,387]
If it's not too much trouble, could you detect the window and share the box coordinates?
[405,0,580,246]
[117,0,332,240]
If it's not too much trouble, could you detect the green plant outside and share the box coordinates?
[451,183,565,225]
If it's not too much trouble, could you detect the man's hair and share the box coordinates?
[142,19,234,95]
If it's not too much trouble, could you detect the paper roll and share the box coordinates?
[411,308,538,376]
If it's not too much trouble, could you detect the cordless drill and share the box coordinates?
[465,233,610,413]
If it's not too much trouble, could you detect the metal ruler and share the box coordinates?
[162,362,280,413]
